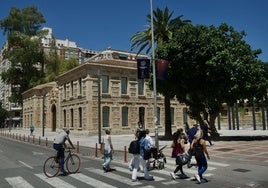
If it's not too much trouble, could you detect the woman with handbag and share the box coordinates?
[170,130,188,180]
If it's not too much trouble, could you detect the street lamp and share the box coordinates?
[150,0,159,150]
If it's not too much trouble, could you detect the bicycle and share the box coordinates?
[43,148,81,178]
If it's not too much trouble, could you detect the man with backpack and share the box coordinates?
[131,130,154,182]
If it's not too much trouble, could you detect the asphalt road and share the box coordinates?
[0,136,268,188]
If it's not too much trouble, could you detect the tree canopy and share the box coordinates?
[156,23,268,135]
[131,7,191,137]
[0,6,46,105]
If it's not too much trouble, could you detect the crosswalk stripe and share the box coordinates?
[35,173,76,188]
[208,161,229,167]
[86,167,143,186]
[114,166,166,181]
[70,173,117,188]
[5,176,34,188]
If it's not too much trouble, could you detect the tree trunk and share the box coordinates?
[164,96,172,138]
[209,113,220,137]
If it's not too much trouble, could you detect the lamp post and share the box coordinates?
[98,70,102,144]
[42,90,45,137]
[150,0,159,150]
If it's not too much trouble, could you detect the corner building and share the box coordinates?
[22,49,185,135]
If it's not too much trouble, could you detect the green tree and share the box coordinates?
[0,6,46,105]
[156,23,268,136]
[131,7,191,138]
[0,102,9,127]
[59,57,79,74]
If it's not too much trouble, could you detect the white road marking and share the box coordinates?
[86,167,142,186]
[19,160,33,169]
[5,176,34,188]
[115,166,165,181]
[35,173,76,188]
[32,151,44,155]
[70,173,117,188]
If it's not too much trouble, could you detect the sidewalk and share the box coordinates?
[2,128,268,151]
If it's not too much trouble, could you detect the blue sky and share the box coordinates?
[0,0,267,62]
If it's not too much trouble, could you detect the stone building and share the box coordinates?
[22,49,267,136]
[22,49,186,136]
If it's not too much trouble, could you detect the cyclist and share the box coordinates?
[53,129,75,176]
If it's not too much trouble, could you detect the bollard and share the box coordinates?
[77,141,79,154]
[23,134,25,142]
[39,136,41,145]
[16,133,17,140]
[95,143,98,157]
[46,137,48,147]
[28,135,30,142]
[33,135,35,144]
[124,146,128,163]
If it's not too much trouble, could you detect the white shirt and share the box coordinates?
[145,134,153,147]
[54,131,69,144]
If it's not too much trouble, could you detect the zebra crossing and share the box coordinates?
[4,160,230,188]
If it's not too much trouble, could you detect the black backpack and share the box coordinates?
[128,140,140,154]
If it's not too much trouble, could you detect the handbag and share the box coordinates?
[176,153,188,165]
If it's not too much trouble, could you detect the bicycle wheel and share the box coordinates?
[43,156,60,178]
[66,154,80,173]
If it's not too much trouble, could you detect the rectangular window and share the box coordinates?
[63,110,66,127]
[103,106,110,127]
[79,107,82,128]
[102,75,109,93]
[121,77,127,94]
[64,84,66,99]
[71,109,74,127]
[138,79,144,95]
[139,107,145,125]
[79,78,82,95]
[71,81,74,97]
[122,107,128,126]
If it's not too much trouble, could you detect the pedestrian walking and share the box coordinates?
[190,129,210,183]
[145,129,154,169]
[170,129,188,180]
[201,119,213,146]
[102,129,114,172]
[129,121,144,171]
[186,123,199,167]
[30,124,35,136]
[131,130,154,181]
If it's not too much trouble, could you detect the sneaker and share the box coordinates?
[170,172,176,180]
[102,166,108,172]
[61,170,68,176]
[144,175,154,181]
[201,178,208,183]
[195,174,201,183]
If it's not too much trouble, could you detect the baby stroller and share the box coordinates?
[149,145,167,170]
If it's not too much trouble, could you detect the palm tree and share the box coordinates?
[131,7,191,138]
